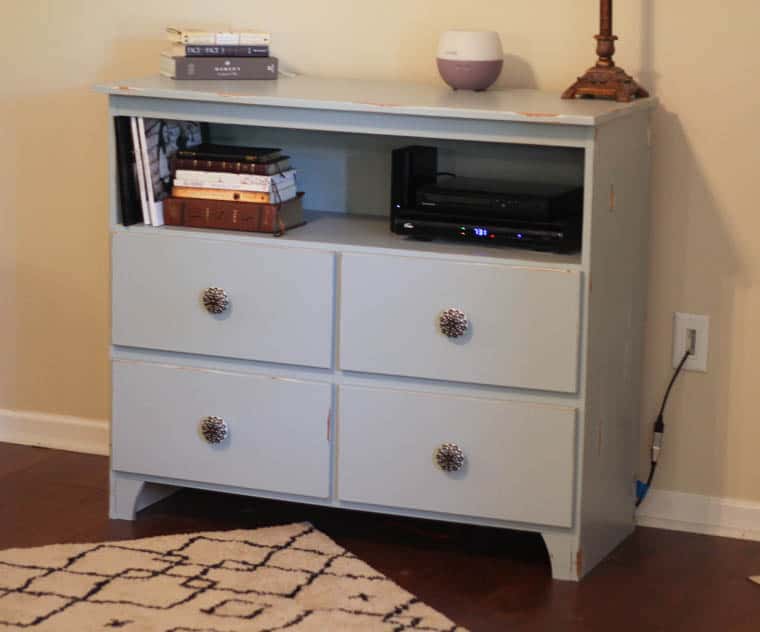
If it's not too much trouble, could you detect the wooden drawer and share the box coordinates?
[339,253,582,392]
[338,385,576,527]
[112,361,332,499]
[112,233,334,368]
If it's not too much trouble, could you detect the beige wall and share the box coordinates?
[2,1,759,500]
[0,99,17,409]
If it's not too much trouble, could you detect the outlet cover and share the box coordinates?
[673,312,709,372]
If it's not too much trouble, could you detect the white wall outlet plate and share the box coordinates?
[672,312,709,372]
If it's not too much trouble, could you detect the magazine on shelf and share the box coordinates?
[139,118,204,226]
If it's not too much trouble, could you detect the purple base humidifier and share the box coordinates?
[436,30,504,91]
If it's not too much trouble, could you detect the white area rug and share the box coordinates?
[0,522,466,631]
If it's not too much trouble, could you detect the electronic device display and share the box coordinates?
[390,146,583,252]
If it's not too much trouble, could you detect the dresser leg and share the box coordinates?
[541,532,583,581]
[110,471,177,520]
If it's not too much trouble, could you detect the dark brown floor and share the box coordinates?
[2,442,759,631]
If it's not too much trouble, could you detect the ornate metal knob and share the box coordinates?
[200,416,229,444]
[435,443,465,472]
[439,308,468,338]
[202,287,229,314]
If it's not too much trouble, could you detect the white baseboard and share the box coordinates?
[0,409,109,456]
[637,488,760,542]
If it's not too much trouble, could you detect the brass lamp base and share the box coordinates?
[563,63,649,103]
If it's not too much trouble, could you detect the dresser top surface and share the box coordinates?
[95,75,656,126]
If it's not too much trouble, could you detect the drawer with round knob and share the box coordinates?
[339,253,582,393]
[111,360,333,498]
[337,385,576,527]
[112,232,334,368]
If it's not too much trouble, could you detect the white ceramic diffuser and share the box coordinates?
[436,30,504,91]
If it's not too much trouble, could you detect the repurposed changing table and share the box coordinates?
[96,76,655,580]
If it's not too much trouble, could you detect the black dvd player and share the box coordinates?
[416,178,583,222]
[390,145,583,252]
[392,217,581,252]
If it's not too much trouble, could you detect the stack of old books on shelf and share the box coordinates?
[160,27,277,80]
[165,144,304,235]
[114,116,304,234]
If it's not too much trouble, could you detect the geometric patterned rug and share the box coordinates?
[0,522,467,631]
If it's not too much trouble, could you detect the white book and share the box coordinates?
[172,179,295,194]
[173,169,296,192]
[166,27,271,46]
[137,118,163,227]
[173,180,298,199]
[130,117,151,225]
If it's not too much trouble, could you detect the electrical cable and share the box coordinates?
[635,347,691,508]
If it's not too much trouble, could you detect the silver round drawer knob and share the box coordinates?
[435,443,465,472]
[202,287,229,314]
[200,416,229,444]
[439,308,468,338]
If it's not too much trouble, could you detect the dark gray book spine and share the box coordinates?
[113,116,142,226]
[185,45,269,57]
[169,56,278,80]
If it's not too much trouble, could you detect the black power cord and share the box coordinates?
[635,348,691,508]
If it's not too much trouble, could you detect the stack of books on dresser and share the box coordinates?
[114,115,304,234]
[163,144,304,234]
[160,27,277,80]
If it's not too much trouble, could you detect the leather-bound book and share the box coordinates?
[171,156,291,175]
[175,143,282,163]
[163,193,305,235]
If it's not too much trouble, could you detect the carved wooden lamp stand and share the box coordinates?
[563,0,648,102]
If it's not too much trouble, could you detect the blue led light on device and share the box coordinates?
[473,227,488,237]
